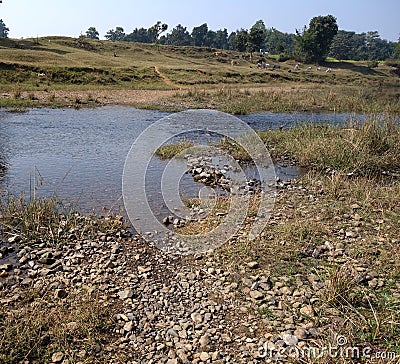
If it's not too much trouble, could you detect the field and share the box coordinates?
[0,36,399,113]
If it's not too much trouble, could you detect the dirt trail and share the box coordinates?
[154,66,187,89]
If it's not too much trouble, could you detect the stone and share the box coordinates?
[52,352,64,363]
[118,288,134,299]
[294,328,308,340]
[167,328,179,338]
[250,290,264,300]
[199,352,210,362]
[199,334,210,348]
[55,289,68,299]
[247,261,259,269]
[191,312,203,323]
[123,321,133,332]
[300,305,314,317]
[0,263,12,272]
[282,333,298,346]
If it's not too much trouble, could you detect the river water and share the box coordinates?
[0,106,363,216]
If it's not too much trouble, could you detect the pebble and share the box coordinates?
[51,352,64,363]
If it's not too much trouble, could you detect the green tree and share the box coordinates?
[125,27,151,43]
[248,20,266,52]
[235,29,249,52]
[191,23,208,46]
[214,29,229,49]
[296,15,338,63]
[0,19,9,38]
[227,31,237,50]
[393,35,400,59]
[149,21,168,44]
[264,28,295,54]
[85,27,99,40]
[162,24,192,46]
[105,27,125,41]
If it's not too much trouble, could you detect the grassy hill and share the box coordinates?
[0,36,399,113]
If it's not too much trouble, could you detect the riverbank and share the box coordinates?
[2,83,400,115]
[2,116,400,362]
[1,170,399,363]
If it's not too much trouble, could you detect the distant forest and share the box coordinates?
[81,19,400,61]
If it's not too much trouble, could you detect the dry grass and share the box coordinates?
[0,288,113,363]
[259,115,400,175]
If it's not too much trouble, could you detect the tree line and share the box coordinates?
[84,17,400,62]
[0,16,399,62]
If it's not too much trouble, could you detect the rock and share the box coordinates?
[52,352,64,363]
[123,321,133,332]
[282,333,298,346]
[250,290,264,300]
[0,263,12,272]
[199,352,210,362]
[8,235,21,243]
[55,289,68,299]
[118,288,134,299]
[294,328,308,340]
[280,286,293,296]
[166,328,179,338]
[191,312,203,323]
[247,261,259,269]
[199,334,210,348]
[300,305,314,317]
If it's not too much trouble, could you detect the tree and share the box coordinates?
[227,32,237,50]
[328,30,356,60]
[105,27,125,41]
[264,27,295,54]
[191,23,208,46]
[365,31,391,60]
[295,15,338,63]
[125,27,152,43]
[162,24,192,46]
[149,21,168,44]
[248,20,266,53]
[393,35,400,59]
[85,27,99,40]
[235,29,249,52]
[0,19,9,38]
[214,29,229,49]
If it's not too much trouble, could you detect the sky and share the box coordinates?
[1,0,399,42]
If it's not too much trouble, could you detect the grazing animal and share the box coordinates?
[37,73,46,77]
[273,64,280,69]
[326,68,332,73]
[231,60,240,66]
[317,67,321,71]
[294,63,300,70]
[307,66,312,70]
[214,51,222,56]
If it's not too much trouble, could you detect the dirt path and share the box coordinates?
[154,66,187,89]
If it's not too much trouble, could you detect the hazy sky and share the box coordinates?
[1,0,399,41]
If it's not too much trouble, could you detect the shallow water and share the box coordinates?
[0,106,363,217]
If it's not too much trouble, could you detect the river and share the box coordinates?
[0,106,363,216]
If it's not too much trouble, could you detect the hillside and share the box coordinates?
[0,36,399,113]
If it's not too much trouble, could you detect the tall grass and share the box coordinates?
[0,195,123,246]
[0,288,112,363]
[259,115,400,175]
